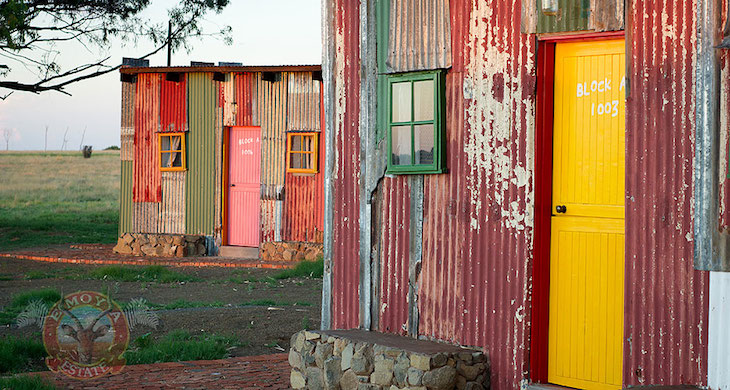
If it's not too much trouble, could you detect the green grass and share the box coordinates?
[0,335,47,374]
[0,375,56,390]
[241,299,312,307]
[0,151,120,251]
[124,330,239,365]
[82,265,201,283]
[147,300,226,310]
[271,258,323,280]
[0,288,62,325]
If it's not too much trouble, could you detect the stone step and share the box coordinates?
[218,246,259,259]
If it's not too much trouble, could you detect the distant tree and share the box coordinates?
[0,0,231,98]
[104,145,120,150]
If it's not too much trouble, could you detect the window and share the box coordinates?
[159,133,186,171]
[287,132,319,174]
[386,71,445,174]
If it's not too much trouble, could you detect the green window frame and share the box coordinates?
[386,71,445,174]
[386,71,446,174]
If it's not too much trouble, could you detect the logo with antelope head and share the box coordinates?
[17,291,158,380]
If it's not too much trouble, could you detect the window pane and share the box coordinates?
[392,82,412,122]
[291,153,302,169]
[161,152,170,168]
[414,80,434,121]
[303,135,312,152]
[303,153,312,170]
[170,151,182,167]
[161,136,171,151]
[391,125,411,166]
[414,124,434,165]
[170,135,181,151]
[291,136,302,151]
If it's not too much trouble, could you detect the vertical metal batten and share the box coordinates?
[321,0,336,330]
[695,0,730,270]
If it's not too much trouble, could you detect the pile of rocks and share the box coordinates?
[112,233,207,257]
[261,241,323,262]
[288,330,489,390]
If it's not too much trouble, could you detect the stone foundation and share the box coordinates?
[261,241,323,262]
[112,233,207,257]
[289,329,489,390]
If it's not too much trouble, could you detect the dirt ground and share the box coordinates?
[0,257,322,366]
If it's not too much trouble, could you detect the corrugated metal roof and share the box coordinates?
[386,0,452,72]
[119,161,133,234]
[624,2,708,385]
[133,73,162,203]
[185,73,217,235]
[121,65,321,74]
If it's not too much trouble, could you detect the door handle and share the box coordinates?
[231,184,236,187]
[555,205,567,213]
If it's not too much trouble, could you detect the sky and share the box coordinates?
[0,0,322,151]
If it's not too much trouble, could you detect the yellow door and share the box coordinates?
[548,39,625,390]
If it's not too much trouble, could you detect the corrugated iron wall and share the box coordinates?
[133,202,160,233]
[624,0,708,385]
[709,273,730,390]
[160,171,185,234]
[258,73,289,242]
[331,0,362,329]
[287,72,321,131]
[283,75,325,242]
[121,81,135,161]
[386,0,452,73]
[160,75,187,132]
[119,161,133,234]
[236,73,259,126]
[133,73,162,203]
[185,73,217,235]
[378,178,411,335]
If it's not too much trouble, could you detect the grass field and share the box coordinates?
[0,150,120,251]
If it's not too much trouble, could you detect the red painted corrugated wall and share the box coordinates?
[160,75,187,133]
[378,177,411,335]
[624,1,708,386]
[236,73,258,126]
[331,0,362,329]
[133,73,162,203]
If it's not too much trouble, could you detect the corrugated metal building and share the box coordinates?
[118,64,324,254]
[321,0,730,389]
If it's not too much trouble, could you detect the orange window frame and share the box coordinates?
[286,132,319,174]
[158,132,186,172]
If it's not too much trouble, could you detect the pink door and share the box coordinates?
[228,127,261,247]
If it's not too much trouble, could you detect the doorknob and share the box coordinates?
[555,205,567,213]
[231,184,236,187]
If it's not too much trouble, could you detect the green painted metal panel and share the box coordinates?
[120,160,133,234]
[185,73,217,235]
[535,0,590,33]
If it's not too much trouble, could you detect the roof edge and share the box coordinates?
[119,64,322,74]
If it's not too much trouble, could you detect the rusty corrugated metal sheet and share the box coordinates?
[185,73,216,235]
[258,72,288,242]
[330,0,362,330]
[121,81,135,161]
[160,171,185,234]
[133,73,162,203]
[535,0,589,33]
[287,72,321,131]
[624,1,708,386]
[223,73,236,127]
[236,73,259,126]
[386,0,452,73]
[160,75,187,133]
[418,3,535,390]
[377,177,411,335]
[720,37,730,230]
[133,202,160,233]
[119,161,133,234]
[214,78,224,242]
